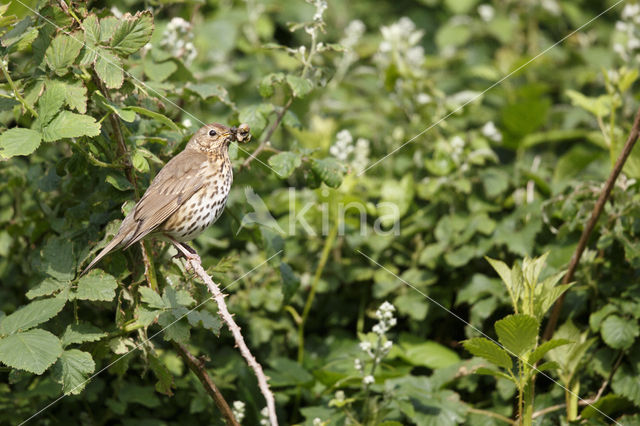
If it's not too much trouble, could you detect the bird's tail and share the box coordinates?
[80,233,126,277]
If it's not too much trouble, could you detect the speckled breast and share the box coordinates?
[161,158,233,242]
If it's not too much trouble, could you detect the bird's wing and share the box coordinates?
[122,149,208,249]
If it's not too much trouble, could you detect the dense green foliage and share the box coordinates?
[1,0,640,424]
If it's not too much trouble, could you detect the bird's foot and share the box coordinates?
[168,238,202,266]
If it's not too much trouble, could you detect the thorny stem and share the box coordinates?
[173,342,240,426]
[186,257,279,426]
[543,104,640,341]
[0,59,38,118]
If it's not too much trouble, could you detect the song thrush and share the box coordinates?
[81,122,251,275]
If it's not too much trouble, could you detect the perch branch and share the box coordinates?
[543,104,640,341]
[241,97,293,169]
[173,342,240,426]
[186,257,278,426]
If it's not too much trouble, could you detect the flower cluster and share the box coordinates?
[329,130,371,173]
[161,17,197,65]
[377,17,425,69]
[354,301,397,386]
[232,401,246,423]
[481,121,502,143]
[259,407,270,425]
[614,4,640,62]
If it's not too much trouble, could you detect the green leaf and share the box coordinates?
[53,80,88,114]
[79,14,100,66]
[149,355,174,396]
[475,367,514,382]
[0,128,42,159]
[35,82,67,128]
[37,236,75,281]
[495,314,539,358]
[139,287,166,309]
[94,48,124,89]
[612,365,640,406]
[26,278,69,299]
[187,310,222,336]
[259,72,285,98]
[0,296,66,335]
[239,104,268,134]
[310,157,346,188]
[42,111,101,142]
[45,32,83,76]
[566,90,611,117]
[0,329,63,374]
[73,270,118,302]
[601,315,639,350]
[143,59,177,82]
[268,152,302,178]
[399,339,461,369]
[99,16,119,43]
[286,75,314,98]
[280,262,300,302]
[105,173,134,191]
[124,106,180,131]
[132,149,149,173]
[61,324,106,347]
[110,11,154,56]
[266,357,313,387]
[528,339,571,365]
[157,312,190,343]
[52,349,95,395]
[462,337,512,370]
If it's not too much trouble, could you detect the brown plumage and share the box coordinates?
[81,122,251,276]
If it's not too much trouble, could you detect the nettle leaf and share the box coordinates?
[0,296,66,335]
[36,236,75,281]
[601,315,639,350]
[110,11,154,56]
[52,349,95,395]
[463,337,512,370]
[310,157,346,188]
[45,32,83,76]
[42,111,101,142]
[94,48,124,89]
[280,262,301,302]
[268,151,302,178]
[61,323,107,347]
[495,314,539,358]
[0,329,63,374]
[0,128,42,159]
[72,270,118,302]
[286,75,314,98]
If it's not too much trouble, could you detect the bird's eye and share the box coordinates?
[208,129,217,137]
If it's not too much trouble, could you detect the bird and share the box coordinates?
[81,122,251,276]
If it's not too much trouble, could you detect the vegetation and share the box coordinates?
[1,0,639,424]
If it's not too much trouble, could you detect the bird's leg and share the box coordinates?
[167,236,202,265]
